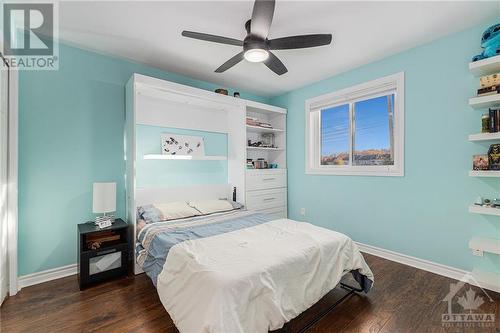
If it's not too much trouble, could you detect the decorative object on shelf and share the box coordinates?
[233,92,240,98]
[473,154,489,170]
[269,163,278,168]
[472,23,500,62]
[492,198,500,208]
[262,133,275,148]
[475,196,484,206]
[253,158,268,169]
[488,108,500,133]
[246,159,255,169]
[214,88,228,95]
[480,73,500,88]
[93,182,116,228]
[246,116,273,129]
[161,133,205,157]
[482,114,491,133]
[484,198,492,207]
[488,144,500,170]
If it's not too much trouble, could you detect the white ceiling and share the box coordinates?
[59,1,499,97]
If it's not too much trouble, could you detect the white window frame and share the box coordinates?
[305,72,404,176]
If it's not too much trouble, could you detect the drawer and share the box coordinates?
[246,169,287,191]
[254,206,287,220]
[246,188,286,210]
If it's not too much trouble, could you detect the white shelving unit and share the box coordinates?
[468,132,500,142]
[469,94,500,109]
[469,205,500,217]
[469,55,500,77]
[469,170,500,177]
[143,154,227,160]
[469,237,500,255]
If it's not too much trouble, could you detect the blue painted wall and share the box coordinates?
[136,125,228,187]
[18,43,268,276]
[271,21,500,274]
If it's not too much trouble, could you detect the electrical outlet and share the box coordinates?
[472,249,484,257]
[300,208,306,216]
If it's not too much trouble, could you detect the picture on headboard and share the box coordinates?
[161,133,205,156]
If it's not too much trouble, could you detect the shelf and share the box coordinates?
[143,154,226,160]
[469,237,500,255]
[468,132,500,142]
[469,94,500,109]
[469,205,500,216]
[246,125,284,134]
[469,170,500,177]
[247,147,284,151]
[469,55,500,77]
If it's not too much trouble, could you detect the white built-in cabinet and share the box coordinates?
[125,74,287,272]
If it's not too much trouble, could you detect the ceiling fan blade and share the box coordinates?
[215,52,245,73]
[268,34,332,50]
[264,51,287,75]
[250,0,275,39]
[182,31,243,47]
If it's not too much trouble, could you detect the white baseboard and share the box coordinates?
[18,263,77,290]
[356,242,470,282]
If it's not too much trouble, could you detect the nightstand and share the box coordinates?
[77,219,129,290]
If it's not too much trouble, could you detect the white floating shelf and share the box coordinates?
[468,132,500,142]
[469,205,500,216]
[143,154,226,160]
[247,147,284,151]
[469,237,500,255]
[469,170,500,177]
[469,55,500,77]
[469,94,500,109]
[472,269,500,293]
[246,125,284,134]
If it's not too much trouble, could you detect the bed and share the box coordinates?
[136,202,373,333]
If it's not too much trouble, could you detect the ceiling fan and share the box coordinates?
[181,0,332,75]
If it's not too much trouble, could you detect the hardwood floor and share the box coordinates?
[1,254,499,333]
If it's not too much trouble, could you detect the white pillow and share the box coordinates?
[188,199,234,215]
[154,201,201,220]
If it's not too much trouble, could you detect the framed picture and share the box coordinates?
[473,154,489,170]
[161,133,205,156]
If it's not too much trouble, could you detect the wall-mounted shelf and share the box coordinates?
[469,237,500,255]
[468,132,500,142]
[469,55,500,77]
[469,94,500,109]
[247,147,284,151]
[143,154,227,160]
[469,205,500,216]
[246,125,284,134]
[469,170,500,177]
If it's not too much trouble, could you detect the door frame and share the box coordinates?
[0,50,18,297]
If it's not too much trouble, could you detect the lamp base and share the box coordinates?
[95,215,115,229]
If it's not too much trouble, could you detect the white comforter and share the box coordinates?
[156,219,373,333]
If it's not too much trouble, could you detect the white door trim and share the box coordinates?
[7,67,18,296]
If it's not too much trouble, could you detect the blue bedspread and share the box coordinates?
[136,210,272,285]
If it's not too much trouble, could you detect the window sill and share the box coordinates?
[305,167,404,177]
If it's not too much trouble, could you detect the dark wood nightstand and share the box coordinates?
[77,219,129,290]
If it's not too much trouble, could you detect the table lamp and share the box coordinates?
[93,182,116,228]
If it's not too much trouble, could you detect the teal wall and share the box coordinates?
[18,43,268,276]
[271,20,500,274]
[136,125,228,187]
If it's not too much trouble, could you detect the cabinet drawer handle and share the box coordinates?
[263,197,276,201]
[262,178,276,181]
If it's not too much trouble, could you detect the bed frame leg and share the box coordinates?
[296,282,363,333]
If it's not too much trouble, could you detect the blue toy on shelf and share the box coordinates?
[472,23,500,62]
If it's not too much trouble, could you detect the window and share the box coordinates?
[306,72,404,176]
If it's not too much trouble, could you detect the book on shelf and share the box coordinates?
[477,85,500,96]
[488,108,500,133]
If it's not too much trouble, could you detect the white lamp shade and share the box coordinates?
[93,182,116,214]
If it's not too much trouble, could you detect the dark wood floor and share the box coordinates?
[1,254,499,333]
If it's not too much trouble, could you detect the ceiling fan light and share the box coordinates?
[244,48,269,62]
